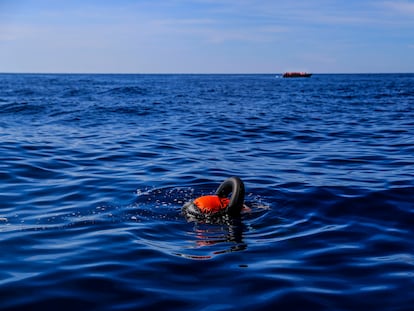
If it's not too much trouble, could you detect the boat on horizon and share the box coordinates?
[282,72,312,78]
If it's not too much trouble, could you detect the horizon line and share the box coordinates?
[1,71,413,75]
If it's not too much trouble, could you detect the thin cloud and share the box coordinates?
[382,1,414,15]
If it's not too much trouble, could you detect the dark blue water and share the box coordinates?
[1,73,413,310]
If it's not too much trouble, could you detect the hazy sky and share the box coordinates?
[1,0,413,73]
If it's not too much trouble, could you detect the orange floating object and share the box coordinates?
[193,195,230,214]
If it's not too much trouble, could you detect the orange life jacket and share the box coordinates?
[193,195,230,214]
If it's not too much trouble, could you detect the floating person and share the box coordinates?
[182,176,246,222]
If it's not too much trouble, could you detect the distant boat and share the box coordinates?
[283,72,312,78]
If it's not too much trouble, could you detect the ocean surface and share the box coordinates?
[0,73,413,310]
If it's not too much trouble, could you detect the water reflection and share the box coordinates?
[178,218,247,259]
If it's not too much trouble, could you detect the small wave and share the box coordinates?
[61,87,90,97]
[101,86,148,96]
[0,102,46,115]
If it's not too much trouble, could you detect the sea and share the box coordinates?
[0,73,413,310]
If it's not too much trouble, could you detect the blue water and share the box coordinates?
[1,73,413,310]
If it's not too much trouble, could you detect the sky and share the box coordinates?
[0,0,413,73]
